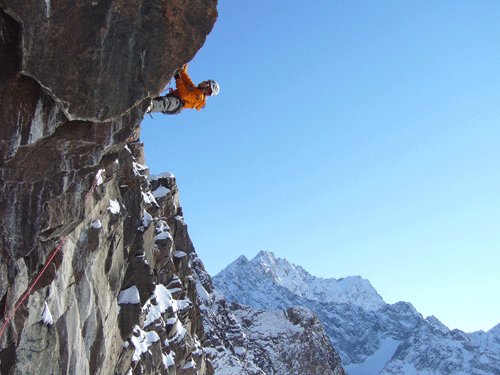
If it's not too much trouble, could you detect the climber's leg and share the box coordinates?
[147,95,183,115]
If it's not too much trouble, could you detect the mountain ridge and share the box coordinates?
[214,251,500,375]
[219,250,385,311]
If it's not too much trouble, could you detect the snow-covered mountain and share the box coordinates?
[213,251,500,375]
[191,253,345,375]
[218,251,384,311]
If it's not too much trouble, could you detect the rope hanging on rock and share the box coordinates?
[0,171,102,341]
[0,236,69,339]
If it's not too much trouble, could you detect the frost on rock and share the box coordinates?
[40,301,53,326]
[107,199,121,215]
[118,286,141,305]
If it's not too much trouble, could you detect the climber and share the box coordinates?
[147,64,220,115]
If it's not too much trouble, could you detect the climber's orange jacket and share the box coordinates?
[173,65,206,111]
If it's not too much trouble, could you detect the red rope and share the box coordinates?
[0,173,100,340]
[0,236,68,339]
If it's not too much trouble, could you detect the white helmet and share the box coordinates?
[208,80,220,96]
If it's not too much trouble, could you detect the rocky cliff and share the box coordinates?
[0,2,350,374]
[0,1,217,374]
[204,302,346,375]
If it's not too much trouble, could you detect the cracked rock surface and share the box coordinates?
[0,2,216,374]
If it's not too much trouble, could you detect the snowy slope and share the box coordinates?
[213,251,500,375]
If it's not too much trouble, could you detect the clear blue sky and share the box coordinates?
[142,1,500,333]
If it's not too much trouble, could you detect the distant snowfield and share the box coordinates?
[346,337,400,375]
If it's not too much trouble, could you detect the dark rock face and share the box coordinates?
[0,0,216,258]
[0,141,216,374]
[1,0,217,122]
[0,1,217,374]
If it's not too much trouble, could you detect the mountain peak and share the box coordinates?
[256,249,276,259]
[253,250,279,268]
[215,252,385,311]
[235,254,249,264]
